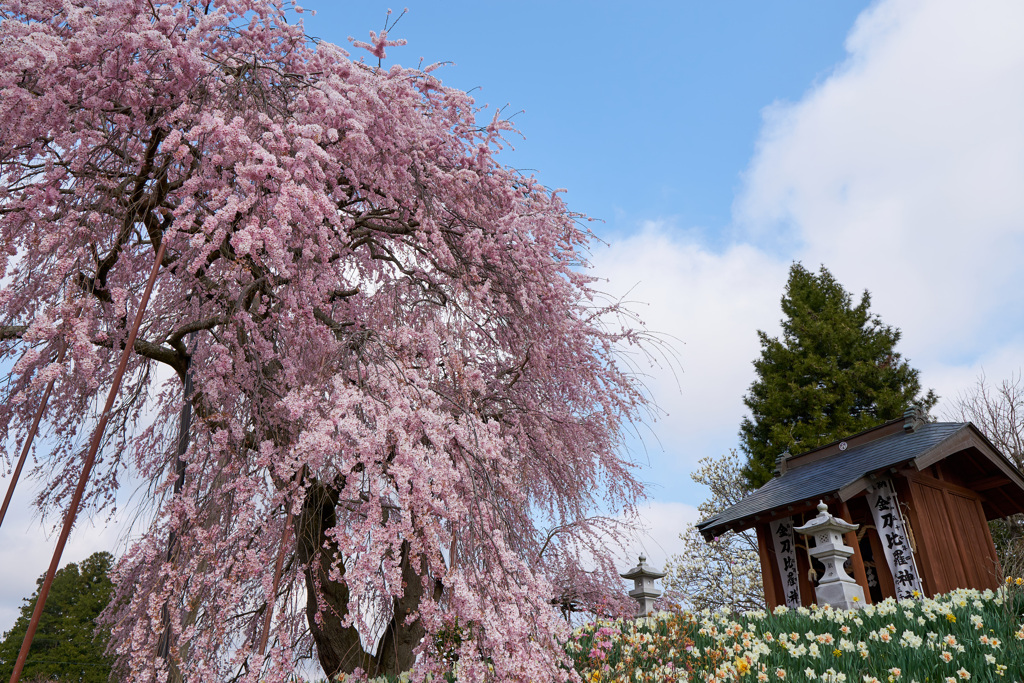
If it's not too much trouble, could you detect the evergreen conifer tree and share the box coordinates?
[740,264,937,488]
[0,552,113,683]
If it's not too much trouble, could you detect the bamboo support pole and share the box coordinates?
[0,344,66,530]
[9,239,167,683]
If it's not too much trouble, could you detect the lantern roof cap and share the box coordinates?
[620,554,666,580]
[793,501,858,534]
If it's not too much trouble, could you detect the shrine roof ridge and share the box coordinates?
[697,421,966,540]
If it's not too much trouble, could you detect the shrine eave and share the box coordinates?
[697,421,1024,541]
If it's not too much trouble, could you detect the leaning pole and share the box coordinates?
[0,344,65,530]
[9,238,168,683]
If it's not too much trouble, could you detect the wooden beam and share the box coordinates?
[705,498,840,541]
[785,418,907,469]
[916,428,1024,494]
[970,475,1009,492]
[839,476,871,502]
[793,511,817,608]
[987,487,1024,519]
[977,502,1003,585]
[913,430,975,471]
[902,467,993,500]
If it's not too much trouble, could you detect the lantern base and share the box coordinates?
[814,578,865,611]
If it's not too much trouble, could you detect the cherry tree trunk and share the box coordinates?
[296,480,441,678]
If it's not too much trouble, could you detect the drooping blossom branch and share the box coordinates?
[0,3,657,682]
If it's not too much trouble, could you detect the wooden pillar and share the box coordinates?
[836,499,872,604]
[977,502,1003,586]
[756,523,782,609]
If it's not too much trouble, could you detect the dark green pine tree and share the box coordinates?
[740,263,937,488]
[0,552,114,683]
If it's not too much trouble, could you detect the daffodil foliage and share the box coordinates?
[0,2,649,681]
[568,582,1024,683]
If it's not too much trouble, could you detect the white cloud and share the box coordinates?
[929,340,1024,415]
[620,500,701,574]
[594,0,1024,525]
[591,224,788,486]
[737,0,1024,393]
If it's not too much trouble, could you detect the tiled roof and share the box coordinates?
[697,422,967,537]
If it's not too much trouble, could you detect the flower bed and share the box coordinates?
[567,580,1024,683]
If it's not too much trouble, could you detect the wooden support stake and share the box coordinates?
[157,350,193,665]
[756,523,781,610]
[0,345,66,530]
[9,240,167,683]
[866,528,897,600]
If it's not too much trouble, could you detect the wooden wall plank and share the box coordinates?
[946,489,984,588]
[902,467,1003,593]
[946,491,1001,589]
[976,497,1003,585]
[912,479,967,592]
[895,478,932,597]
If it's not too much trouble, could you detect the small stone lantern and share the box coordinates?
[794,501,865,610]
[620,555,665,617]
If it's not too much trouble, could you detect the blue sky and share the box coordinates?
[5,0,1024,633]
[301,1,869,242]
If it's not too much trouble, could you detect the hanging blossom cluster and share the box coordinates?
[0,2,651,681]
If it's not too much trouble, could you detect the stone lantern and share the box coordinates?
[620,555,665,617]
[794,501,865,610]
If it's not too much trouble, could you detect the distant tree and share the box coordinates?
[947,371,1024,471]
[0,552,114,683]
[662,451,763,614]
[946,371,1024,576]
[741,263,936,488]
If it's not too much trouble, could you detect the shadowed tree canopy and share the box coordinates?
[0,2,652,681]
[0,552,114,683]
[740,263,936,488]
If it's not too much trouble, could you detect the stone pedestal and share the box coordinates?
[814,576,865,609]
[794,501,865,611]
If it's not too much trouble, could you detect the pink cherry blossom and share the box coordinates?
[0,2,654,682]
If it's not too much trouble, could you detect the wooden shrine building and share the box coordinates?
[697,408,1024,608]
